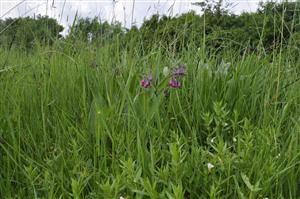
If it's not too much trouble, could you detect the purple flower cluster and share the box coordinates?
[173,65,186,77]
[140,65,186,95]
[168,78,181,88]
[168,65,186,88]
[140,74,153,88]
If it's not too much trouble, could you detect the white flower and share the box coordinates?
[120,197,126,199]
[163,67,169,77]
[210,137,216,143]
[233,137,237,142]
[207,163,215,172]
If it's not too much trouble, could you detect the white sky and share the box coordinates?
[0,0,271,34]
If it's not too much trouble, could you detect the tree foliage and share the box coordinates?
[0,15,63,49]
[128,0,300,54]
[67,17,124,43]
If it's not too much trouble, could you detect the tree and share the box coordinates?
[0,15,64,49]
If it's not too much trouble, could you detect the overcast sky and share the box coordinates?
[0,0,269,34]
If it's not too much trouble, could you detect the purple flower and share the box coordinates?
[147,74,153,81]
[140,79,151,88]
[168,78,181,88]
[173,65,186,77]
[140,74,153,88]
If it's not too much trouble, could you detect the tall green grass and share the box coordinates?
[1,8,300,197]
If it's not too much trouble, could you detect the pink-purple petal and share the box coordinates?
[168,78,181,88]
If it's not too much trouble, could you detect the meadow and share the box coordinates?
[0,39,299,198]
[1,2,300,198]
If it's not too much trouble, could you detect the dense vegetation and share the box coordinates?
[0,15,63,49]
[2,1,300,54]
[0,1,300,198]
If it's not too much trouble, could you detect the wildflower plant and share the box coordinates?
[139,64,186,96]
[137,64,187,124]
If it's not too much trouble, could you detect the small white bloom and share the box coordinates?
[163,67,169,77]
[120,197,125,199]
[233,137,237,142]
[207,163,214,172]
[210,137,216,143]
